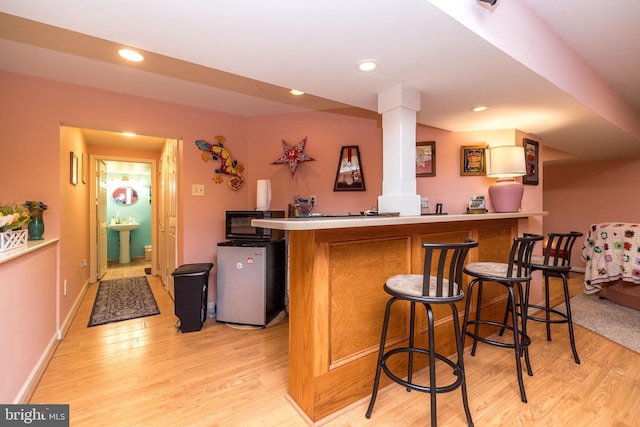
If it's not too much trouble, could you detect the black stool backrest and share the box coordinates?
[422,239,478,297]
[508,234,544,278]
[541,231,583,267]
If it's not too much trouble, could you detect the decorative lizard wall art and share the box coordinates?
[195,136,245,191]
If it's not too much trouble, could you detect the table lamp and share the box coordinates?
[486,145,526,213]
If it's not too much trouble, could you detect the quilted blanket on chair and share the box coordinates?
[581,223,640,293]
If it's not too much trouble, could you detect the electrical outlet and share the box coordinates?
[192,184,205,196]
[310,195,317,205]
[420,198,430,208]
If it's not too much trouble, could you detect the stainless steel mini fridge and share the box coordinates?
[216,239,286,326]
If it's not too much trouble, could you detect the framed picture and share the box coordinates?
[460,145,486,176]
[334,145,366,191]
[416,141,435,177]
[82,153,88,184]
[523,138,539,185]
[468,195,486,210]
[70,151,78,185]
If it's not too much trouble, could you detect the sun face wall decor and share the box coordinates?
[195,136,245,191]
[272,137,315,177]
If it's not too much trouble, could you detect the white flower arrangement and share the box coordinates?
[0,203,31,232]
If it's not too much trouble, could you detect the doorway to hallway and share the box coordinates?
[78,127,179,297]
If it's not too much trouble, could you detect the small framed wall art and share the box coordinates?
[460,145,486,176]
[70,151,78,185]
[82,153,88,184]
[522,138,539,185]
[416,141,436,177]
[334,145,366,191]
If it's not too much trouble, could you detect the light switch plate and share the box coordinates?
[192,184,205,196]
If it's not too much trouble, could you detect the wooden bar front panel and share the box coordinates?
[287,219,517,421]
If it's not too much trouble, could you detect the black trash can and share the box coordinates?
[172,263,214,332]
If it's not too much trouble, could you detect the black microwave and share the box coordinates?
[225,210,285,241]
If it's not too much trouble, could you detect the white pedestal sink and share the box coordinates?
[108,223,140,264]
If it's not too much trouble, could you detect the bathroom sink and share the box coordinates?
[109,223,140,231]
[109,223,140,263]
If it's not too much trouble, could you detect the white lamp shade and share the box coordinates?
[486,145,526,178]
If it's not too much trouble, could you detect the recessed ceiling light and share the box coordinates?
[123,132,137,137]
[357,60,378,72]
[118,49,144,62]
[289,89,305,96]
[471,105,489,112]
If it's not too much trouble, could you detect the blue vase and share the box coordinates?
[28,208,45,240]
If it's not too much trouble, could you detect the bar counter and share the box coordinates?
[254,212,545,422]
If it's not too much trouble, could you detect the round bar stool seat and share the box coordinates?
[366,239,478,427]
[462,234,543,403]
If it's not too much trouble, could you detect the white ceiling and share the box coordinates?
[1,0,639,163]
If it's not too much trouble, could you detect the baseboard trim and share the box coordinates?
[13,333,59,404]
[57,278,90,340]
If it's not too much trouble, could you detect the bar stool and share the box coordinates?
[523,231,583,364]
[462,234,543,403]
[366,239,478,427]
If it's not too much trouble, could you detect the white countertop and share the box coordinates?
[0,238,59,264]
[253,211,547,231]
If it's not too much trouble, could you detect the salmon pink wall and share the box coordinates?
[414,127,504,214]
[245,112,383,214]
[415,127,543,221]
[1,75,61,237]
[0,244,57,403]
[184,129,248,263]
[59,126,90,328]
[543,156,640,269]
[244,116,544,220]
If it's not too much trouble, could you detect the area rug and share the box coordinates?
[88,276,160,327]
[555,293,640,353]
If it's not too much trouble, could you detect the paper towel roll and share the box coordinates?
[256,179,271,211]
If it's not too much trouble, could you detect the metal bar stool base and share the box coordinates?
[366,300,474,426]
[367,240,477,426]
[526,272,580,364]
[463,279,534,404]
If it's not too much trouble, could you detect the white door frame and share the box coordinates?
[89,154,158,282]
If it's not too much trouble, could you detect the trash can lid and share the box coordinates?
[172,263,214,276]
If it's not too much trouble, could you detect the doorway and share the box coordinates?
[83,128,179,293]
[90,154,158,283]
[99,159,153,278]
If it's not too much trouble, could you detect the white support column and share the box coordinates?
[377,84,421,216]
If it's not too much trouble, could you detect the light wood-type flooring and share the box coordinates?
[30,265,639,426]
